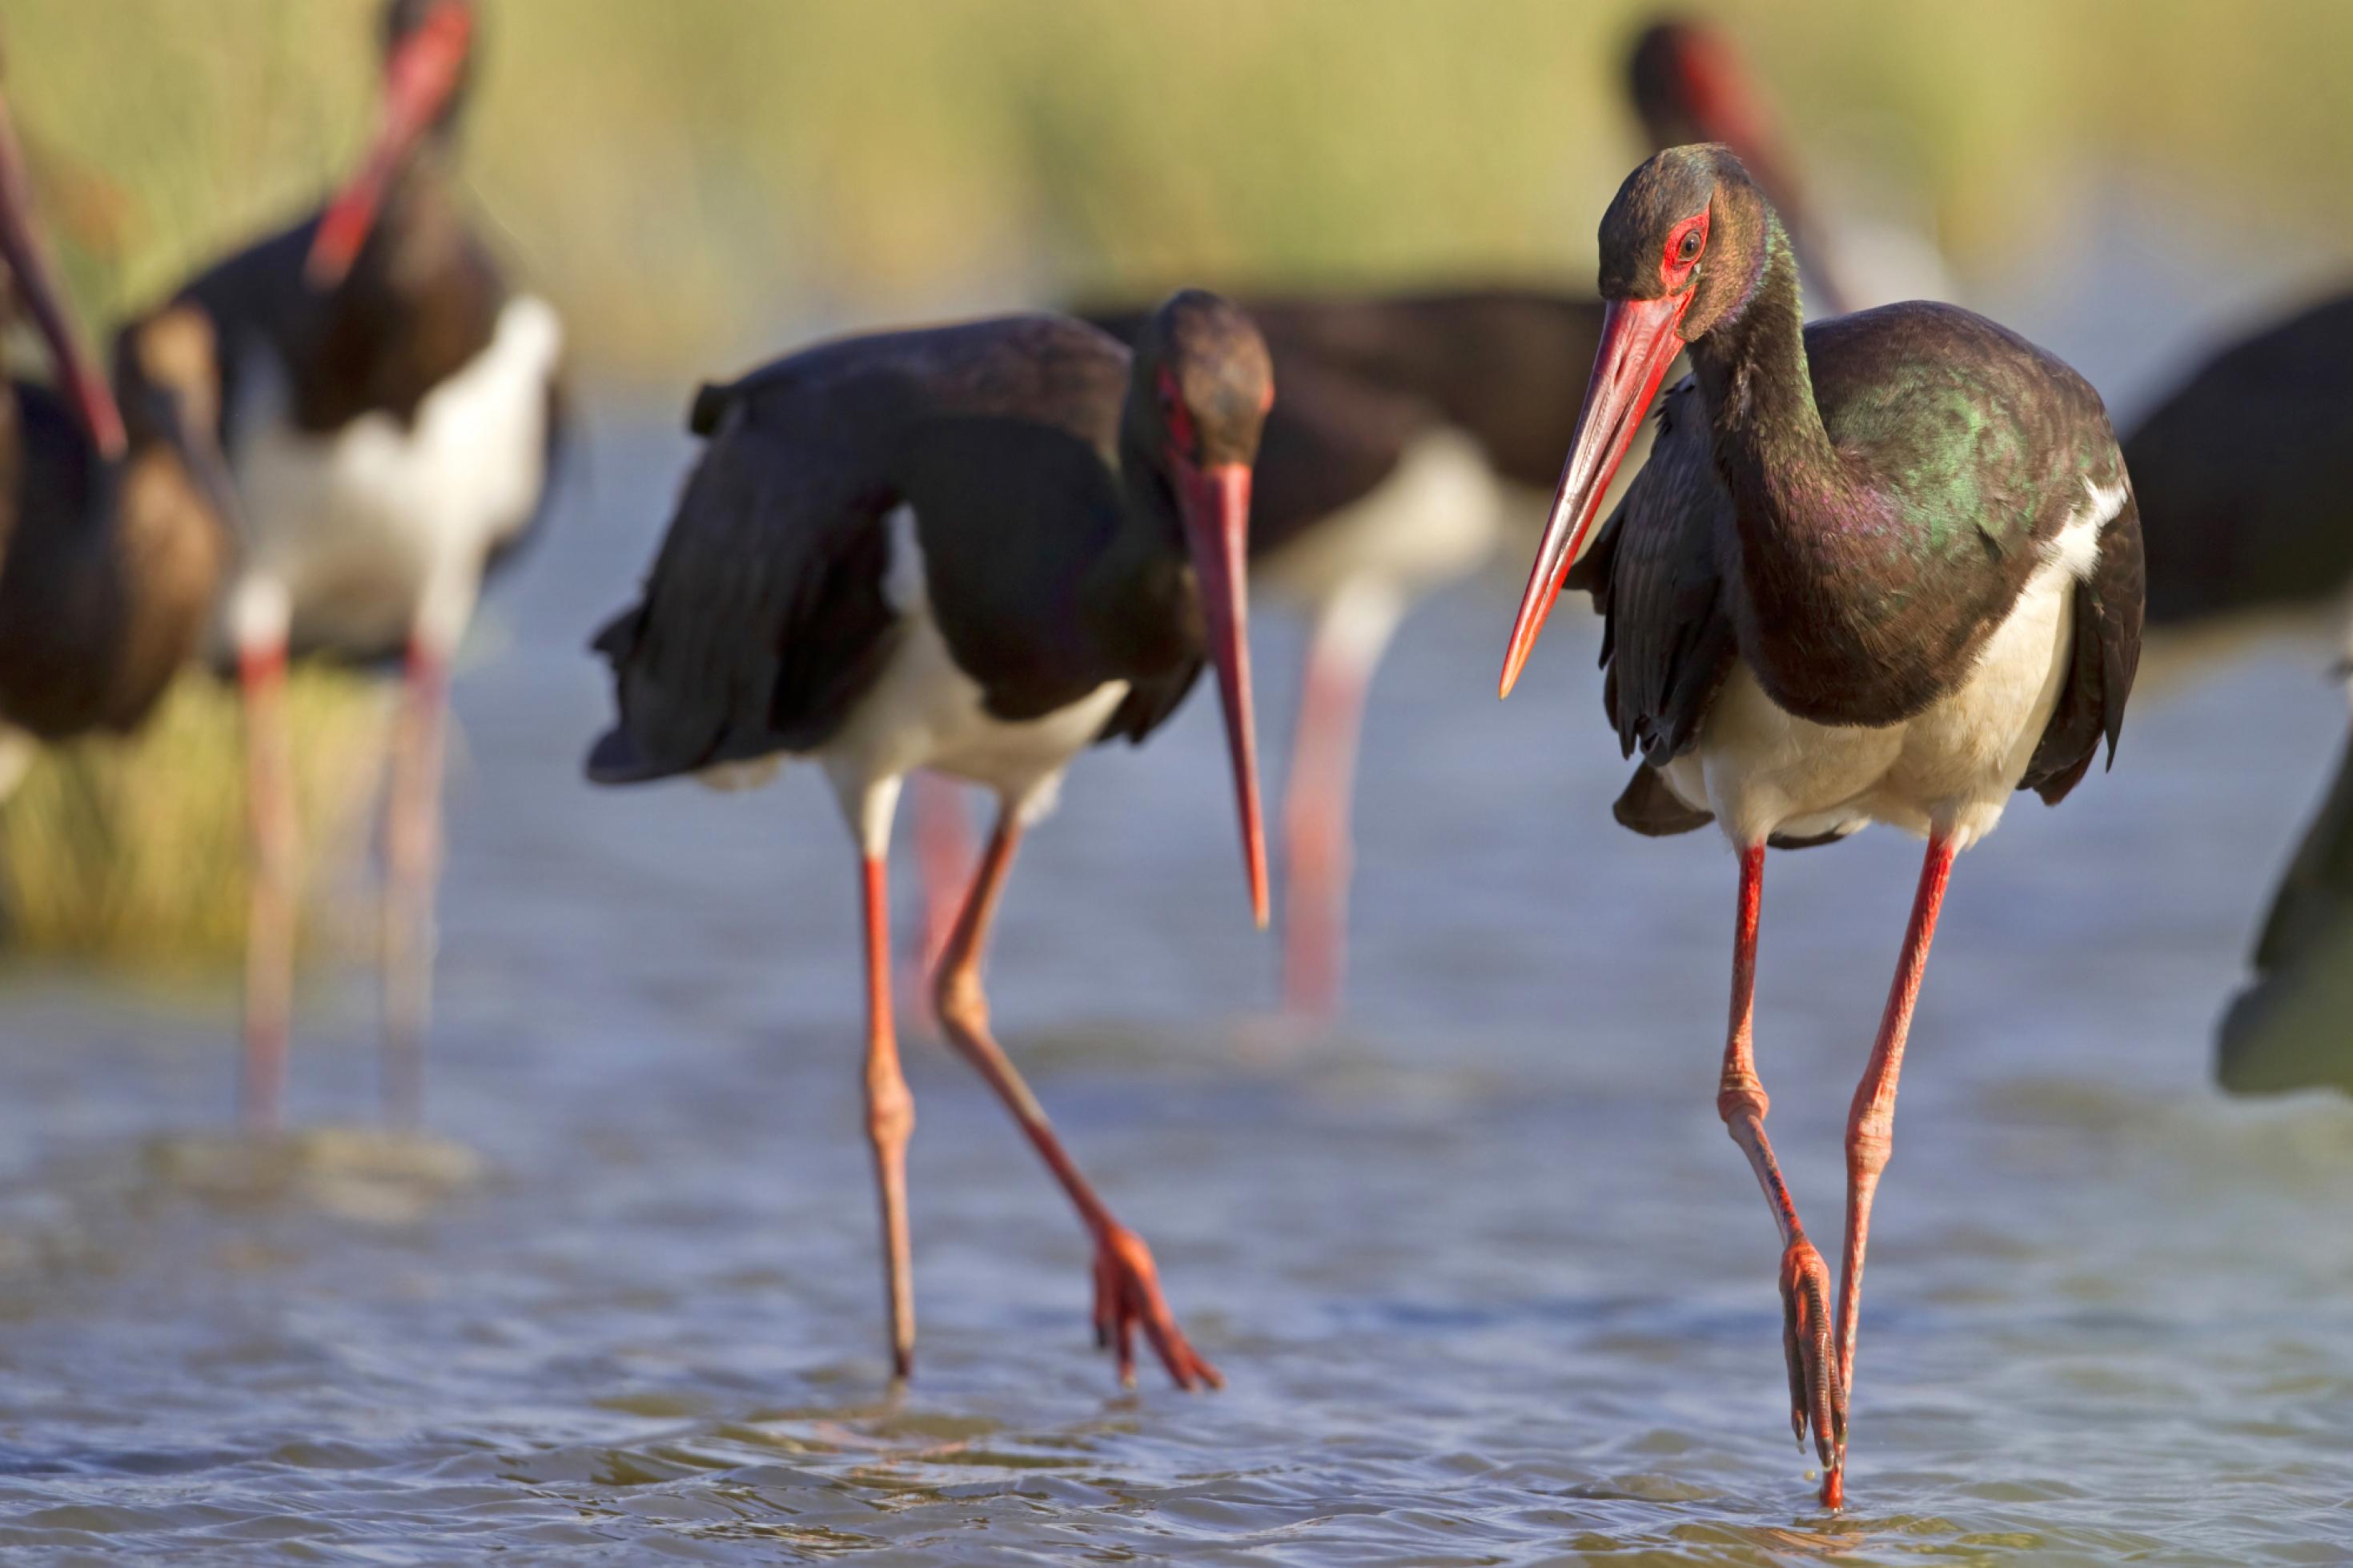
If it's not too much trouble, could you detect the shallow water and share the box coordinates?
[1,403,2351,1565]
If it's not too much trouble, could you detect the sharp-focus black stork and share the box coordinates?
[0,84,235,786]
[1498,145,2143,1507]
[131,0,564,1132]
[994,15,1885,1021]
[585,291,1272,1390]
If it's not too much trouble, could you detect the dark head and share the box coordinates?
[1500,144,1771,696]
[115,307,243,537]
[1126,289,1275,927]
[306,0,477,289]
[0,86,123,459]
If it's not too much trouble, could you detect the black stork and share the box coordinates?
[128,0,565,1132]
[1497,145,2143,1507]
[2122,293,2353,1090]
[2214,729,2353,1097]
[0,82,235,784]
[584,291,1272,1390]
[1014,16,1886,1021]
[2125,292,2353,648]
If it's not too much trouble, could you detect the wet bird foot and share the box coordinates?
[1090,1222,1222,1392]
[1779,1235,1844,1485]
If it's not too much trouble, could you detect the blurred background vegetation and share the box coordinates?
[3,0,2351,968]
[10,0,2353,385]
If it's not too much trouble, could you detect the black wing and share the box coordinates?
[586,388,897,783]
[2022,479,2144,805]
[2214,733,2353,1095]
[1563,379,1741,840]
[1569,379,1739,770]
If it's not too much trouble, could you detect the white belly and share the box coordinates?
[225,295,563,656]
[1663,483,2119,852]
[1255,427,1504,612]
[707,504,1129,856]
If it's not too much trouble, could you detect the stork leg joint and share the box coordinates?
[931,965,989,1043]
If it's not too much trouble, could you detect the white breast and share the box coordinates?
[1664,479,2122,853]
[226,295,564,656]
[711,505,1130,856]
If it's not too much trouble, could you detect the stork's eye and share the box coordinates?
[1676,227,1703,262]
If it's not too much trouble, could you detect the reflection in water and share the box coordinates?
[0,409,2346,1562]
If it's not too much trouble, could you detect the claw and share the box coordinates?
[1778,1236,1842,1472]
[1090,1223,1223,1392]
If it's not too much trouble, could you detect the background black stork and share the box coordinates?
[1497,145,2143,1507]
[2123,292,2353,1090]
[2213,729,2353,1096]
[0,82,233,792]
[584,290,1271,1390]
[129,0,565,1132]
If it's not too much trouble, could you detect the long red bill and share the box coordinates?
[305,0,473,290]
[0,93,123,459]
[1179,460,1270,928]
[1498,291,1690,698]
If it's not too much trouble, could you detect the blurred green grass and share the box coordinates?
[10,0,2353,383]
[0,671,387,972]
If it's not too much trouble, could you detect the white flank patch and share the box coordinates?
[2044,477,2123,583]
[811,503,1130,856]
[696,756,783,793]
[227,295,564,657]
[1255,427,1504,611]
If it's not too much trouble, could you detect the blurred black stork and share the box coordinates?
[128,0,565,1131]
[1002,14,1884,1021]
[0,80,235,791]
[2124,293,2353,1090]
[585,291,1272,1390]
[1498,146,2142,1506]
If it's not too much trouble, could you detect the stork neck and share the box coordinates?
[1086,414,1194,674]
[1686,219,1858,546]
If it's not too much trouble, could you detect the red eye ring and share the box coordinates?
[1156,366,1199,456]
[1661,208,1710,285]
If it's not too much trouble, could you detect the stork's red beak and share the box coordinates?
[1177,460,1269,928]
[1499,291,1689,698]
[0,91,123,459]
[306,0,473,290]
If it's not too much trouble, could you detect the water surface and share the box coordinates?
[0,406,2349,1565]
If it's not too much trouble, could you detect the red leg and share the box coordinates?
[239,640,296,1134]
[861,852,918,1380]
[1280,591,1396,1020]
[932,808,1221,1390]
[380,643,449,1129]
[1821,833,1957,1509]
[906,772,974,1029]
[1717,842,1841,1471]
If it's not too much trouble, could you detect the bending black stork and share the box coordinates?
[1498,146,2143,1507]
[585,291,1272,1390]
[0,82,234,786]
[130,0,564,1131]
